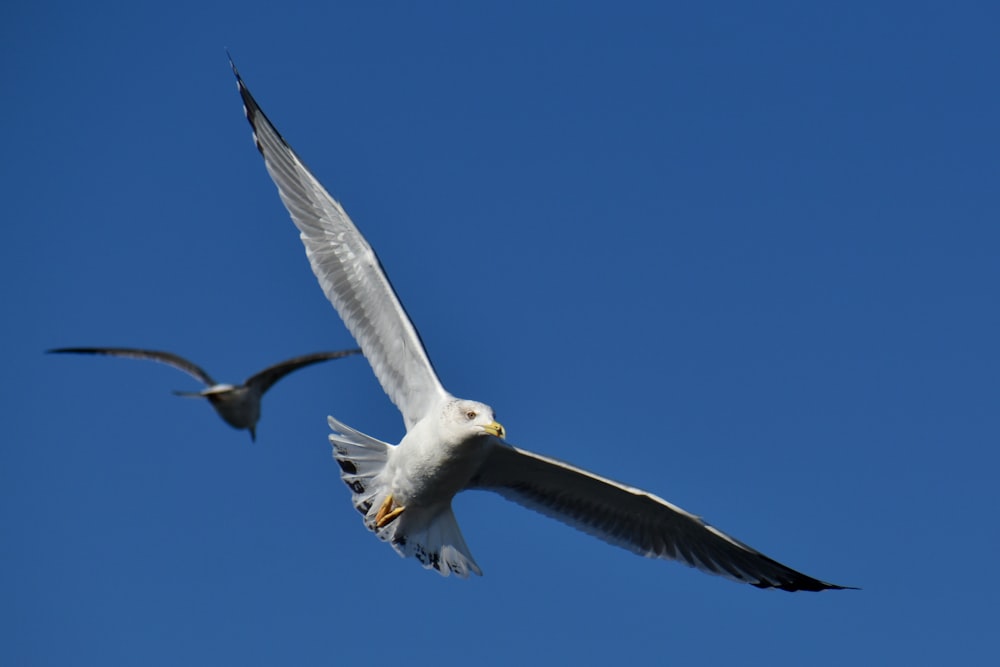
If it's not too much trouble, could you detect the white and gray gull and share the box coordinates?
[231,59,853,590]
[48,347,362,441]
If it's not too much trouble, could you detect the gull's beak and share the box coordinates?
[483,420,506,439]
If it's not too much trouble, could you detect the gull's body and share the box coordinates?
[232,60,852,590]
[48,347,361,441]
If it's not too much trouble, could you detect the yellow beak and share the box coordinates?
[483,420,506,439]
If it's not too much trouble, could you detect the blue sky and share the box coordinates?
[5,1,998,664]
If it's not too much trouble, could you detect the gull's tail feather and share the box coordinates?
[327,416,482,578]
[386,506,483,579]
[328,415,390,519]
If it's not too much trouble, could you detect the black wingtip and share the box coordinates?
[226,51,249,100]
[226,53,268,156]
[226,48,243,85]
[754,578,859,593]
[824,583,861,591]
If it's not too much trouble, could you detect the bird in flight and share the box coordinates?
[231,59,852,591]
[48,347,362,441]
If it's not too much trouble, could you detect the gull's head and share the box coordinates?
[443,398,506,442]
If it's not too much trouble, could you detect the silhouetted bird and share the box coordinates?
[48,347,362,441]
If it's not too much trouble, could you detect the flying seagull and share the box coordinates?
[48,347,362,441]
[231,60,852,590]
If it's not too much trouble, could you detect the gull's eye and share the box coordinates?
[465,410,477,420]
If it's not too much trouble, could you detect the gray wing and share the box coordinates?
[245,349,362,394]
[231,59,449,430]
[47,347,216,386]
[470,442,852,592]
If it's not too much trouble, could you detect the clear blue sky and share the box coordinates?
[5,2,998,665]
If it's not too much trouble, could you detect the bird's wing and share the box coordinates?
[231,59,448,430]
[245,349,363,394]
[470,442,850,591]
[47,347,216,386]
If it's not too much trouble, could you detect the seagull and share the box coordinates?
[48,347,362,441]
[231,59,853,591]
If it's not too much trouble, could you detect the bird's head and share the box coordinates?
[443,398,506,442]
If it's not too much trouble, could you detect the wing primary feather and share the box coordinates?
[244,349,362,394]
[46,347,216,386]
[471,442,853,591]
[228,56,448,429]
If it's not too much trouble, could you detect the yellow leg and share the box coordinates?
[378,506,405,528]
[375,494,406,528]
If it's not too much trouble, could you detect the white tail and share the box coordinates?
[327,415,482,578]
[384,505,483,578]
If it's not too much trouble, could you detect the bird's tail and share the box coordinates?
[327,416,482,578]
[389,505,483,578]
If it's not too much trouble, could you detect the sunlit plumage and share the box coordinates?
[232,59,852,590]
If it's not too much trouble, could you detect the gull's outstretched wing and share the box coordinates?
[470,442,852,591]
[231,60,448,430]
[245,349,363,394]
[47,347,217,386]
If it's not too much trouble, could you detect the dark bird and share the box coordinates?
[48,347,362,441]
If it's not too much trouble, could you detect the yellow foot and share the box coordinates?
[375,494,406,528]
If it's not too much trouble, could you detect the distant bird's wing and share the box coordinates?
[230,58,449,431]
[47,347,217,386]
[245,349,363,394]
[469,441,851,592]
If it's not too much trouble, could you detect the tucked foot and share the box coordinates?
[375,494,405,528]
